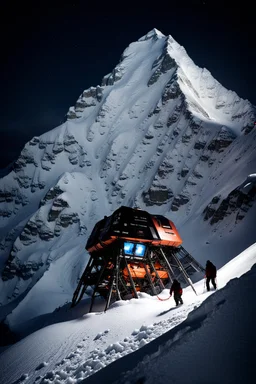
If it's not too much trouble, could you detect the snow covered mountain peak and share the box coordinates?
[0,28,255,335]
[162,33,253,133]
[68,28,254,136]
[138,28,166,41]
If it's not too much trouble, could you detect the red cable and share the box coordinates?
[157,294,171,301]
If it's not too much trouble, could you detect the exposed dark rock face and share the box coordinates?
[148,43,177,86]
[48,198,69,222]
[242,124,255,135]
[58,213,79,228]
[0,191,16,204]
[52,142,64,155]
[2,202,80,281]
[157,160,174,178]
[2,255,44,281]
[0,228,20,253]
[162,75,181,104]
[207,127,236,153]
[182,132,192,144]
[143,187,173,206]
[171,193,190,211]
[40,186,64,206]
[67,86,104,119]
[192,170,203,179]
[13,148,38,171]
[203,183,256,224]
[199,154,210,162]
[167,103,184,127]
[148,52,177,87]
[67,109,76,119]
[31,182,46,193]
[29,137,40,146]
[203,195,221,220]
[0,188,29,211]
[0,209,12,218]
[181,168,189,177]
[194,141,206,150]
[101,66,124,86]
[64,134,78,150]
[18,219,55,245]
[20,221,38,240]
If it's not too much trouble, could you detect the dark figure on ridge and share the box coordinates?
[170,279,183,306]
[205,260,217,291]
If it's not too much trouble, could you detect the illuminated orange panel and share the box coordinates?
[150,217,182,247]
[123,263,150,279]
[152,270,169,279]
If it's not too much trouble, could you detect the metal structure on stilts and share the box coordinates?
[71,206,204,312]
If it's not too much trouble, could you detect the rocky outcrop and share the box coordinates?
[2,247,44,282]
[143,187,173,206]
[171,193,190,211]
[180,167,189,177]
[12,148,38,172]
[194,141,206,150]
[207,127,236,153]
[58,212,79,228]
[12,132,90,181]
[19,219,54,245]
[148,49,177,86]
[242,123,255,135]
[0,188,29,215]
[48,198,69,222]
[2,259,44,281]
[40,186,63,206]
[162,74,181,104]
[101,66,124,86]
[203,195,221,220]
[203,178,256,224]
[67,86,103,119]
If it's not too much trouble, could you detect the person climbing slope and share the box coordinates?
[170,279,183,306]
[205,260,217,291]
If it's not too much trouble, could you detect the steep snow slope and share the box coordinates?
[0,243,255,384]
[0,28,255,333]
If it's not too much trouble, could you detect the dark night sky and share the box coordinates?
[1,1,254,169]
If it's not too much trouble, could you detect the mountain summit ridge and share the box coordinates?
[67,28,253,135]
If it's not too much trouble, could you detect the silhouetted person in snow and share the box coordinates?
[205,260,217,291]
[170,279,183,306]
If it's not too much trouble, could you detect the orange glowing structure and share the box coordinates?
[86,206,182,253]
[71,206,204,311]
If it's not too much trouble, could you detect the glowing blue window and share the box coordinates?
[134,244,146,257]
[124,242,135,255]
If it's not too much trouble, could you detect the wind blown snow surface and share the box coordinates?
[0,243,255,384]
